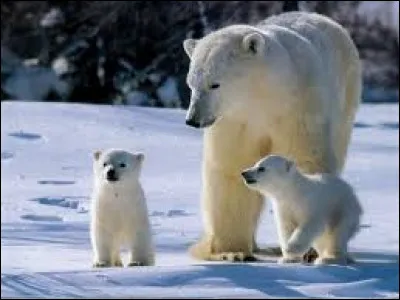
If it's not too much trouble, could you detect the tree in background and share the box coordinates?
[1,1,398,105]
[282,1,299,12]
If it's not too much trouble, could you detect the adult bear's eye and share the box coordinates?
[119,163,126,168]
[210,83,220,89]
[258,167,265,173]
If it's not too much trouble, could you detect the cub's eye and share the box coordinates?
[103,163,107,167]
[119,163,126,168]
[258,167,265,173]
[210,83,220,89]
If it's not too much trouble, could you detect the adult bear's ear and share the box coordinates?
[183,38,197,59]
[93,150,102,161]
[242,32,265,55]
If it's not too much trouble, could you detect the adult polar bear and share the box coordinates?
[183,12,362,262]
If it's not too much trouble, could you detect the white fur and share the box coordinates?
[243,155,363,265]
[183,11,361,261]
[90,149,154,267]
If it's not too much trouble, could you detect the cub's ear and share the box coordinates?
[183,38,197,58]
[242,32,265,55]
[93,150,102,161]
[285,160,295,173]
[136,152,145,163]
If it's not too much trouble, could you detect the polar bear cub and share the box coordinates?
[242,155,362,265]
[90,149,155,267]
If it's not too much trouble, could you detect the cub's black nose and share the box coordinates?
[106,169,118,181]
[185,118,200,128]
[241,171,256,184]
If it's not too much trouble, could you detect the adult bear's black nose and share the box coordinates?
[185,118,201,128]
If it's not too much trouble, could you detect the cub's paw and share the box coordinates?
[93,261,112,268]
[278,256,302,264]
[128,261,145,267]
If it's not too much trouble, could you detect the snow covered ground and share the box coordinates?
[1,101,399,298]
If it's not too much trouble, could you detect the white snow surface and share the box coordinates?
[1,101,399,298]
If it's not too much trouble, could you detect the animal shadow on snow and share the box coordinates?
[8,131,42,140]
[1,222,89,248]
[28,196,88,210]
[1,151,14,160]
[37,180,76,185]
[354,121,399,130]
[154,251,398,298]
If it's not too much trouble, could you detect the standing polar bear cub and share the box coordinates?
[242,155,363,265]
[90,149,154,267]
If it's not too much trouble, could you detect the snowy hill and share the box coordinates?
[1,101,399,298]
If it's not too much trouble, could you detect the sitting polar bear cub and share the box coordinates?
[90,149,155,267]
[242,155,362,265]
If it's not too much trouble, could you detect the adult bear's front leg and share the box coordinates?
[189,164,265,262]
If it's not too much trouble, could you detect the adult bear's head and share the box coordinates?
[183,25,268,129]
